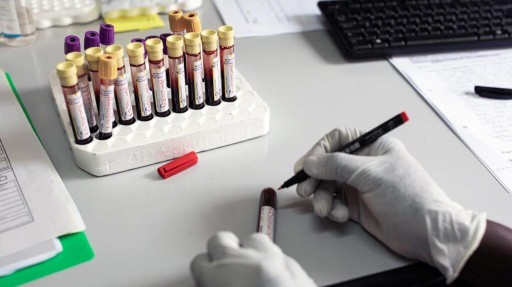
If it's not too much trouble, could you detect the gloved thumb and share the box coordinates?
[303,153,372,182]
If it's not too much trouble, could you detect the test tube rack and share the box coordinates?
[48,69,270,176]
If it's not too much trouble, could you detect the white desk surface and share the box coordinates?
[1,1,510,286]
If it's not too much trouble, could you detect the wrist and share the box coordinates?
[426,203,487,283]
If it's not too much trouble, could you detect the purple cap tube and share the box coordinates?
[84,31,100,50]
[159,33,172,55]
[99,24,115,46]
[64,35,81,54]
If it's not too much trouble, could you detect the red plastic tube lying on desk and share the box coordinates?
[158,151,198,179]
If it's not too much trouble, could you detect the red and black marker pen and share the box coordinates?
[257,188,277,241]
[278,112,409,190]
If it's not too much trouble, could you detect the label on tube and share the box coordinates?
[136,71,152,116]
[114,73,134,121]
[193,60,204,105]
[223,53,236,99]
[99,85,114,133]
[258,206,275,241]
[66,91,91,140]
[151,67,169,113]
[177,63,187,108]
[212,56,222,101]
[77,76,97,127]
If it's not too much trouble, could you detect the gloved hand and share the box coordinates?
[294,127,487,283]
[190,231,317,287]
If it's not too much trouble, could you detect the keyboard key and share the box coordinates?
[405,32,478,45]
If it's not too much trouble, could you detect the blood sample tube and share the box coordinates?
[55,61,93,145]
[85,47,103,109]
[65,52,98,133]
[64,35,81,55]
[84,31,100,50]
[218,25,237,102]
[184,12,202,33]
[126,42,154,121]
[86,47,117,128]
[99,24,115,50]
[184,32,205,110]
[84,31,100,81]
[98,54,117,140]
[168,10,186,37]
[160,33,172,88]
[105,44,136,125]
[145,38,171,117]
[201,30,222,106]
[166,35,188,113]
[257,188,277,241]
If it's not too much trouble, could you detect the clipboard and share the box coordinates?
[0,72,94,286]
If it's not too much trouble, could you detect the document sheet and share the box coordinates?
[389,50,512,194]
[0,71,85,257]
[212,0,324,38]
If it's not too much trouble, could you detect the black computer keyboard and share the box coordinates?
[318,0,512,59]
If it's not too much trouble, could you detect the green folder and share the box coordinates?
[0,72,94,286]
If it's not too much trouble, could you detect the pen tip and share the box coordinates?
[277,186,283,191]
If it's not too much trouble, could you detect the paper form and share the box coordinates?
[0,70,85,257]
[212,0,324,38]
[389,50,512,194]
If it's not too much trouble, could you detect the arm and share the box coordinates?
[459,220,512,285]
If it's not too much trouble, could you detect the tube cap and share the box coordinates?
[126,42,146,66]
[98,54,118,80]
[105,44,125,67]
[184,32,201,54]
[56,61,78,86]
[184,12,202,33]
[166,35,184,58]
[64,35,81,55]
[131,38,146,58]
[99,23,115,45]
[218,25,235,47]
[84,31,100,50]
[160,33,172,55]
[168,10,185,32]
[158,151,198,179]
[65,52,86,75]
[85,47,104,70]
[145,38,163,61]
[200,29,218,52]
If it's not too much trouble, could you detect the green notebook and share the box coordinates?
[0,72,94,287]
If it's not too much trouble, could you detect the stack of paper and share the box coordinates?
[212,0,324,38]
[389,50,512,194]
[0,69,89,282]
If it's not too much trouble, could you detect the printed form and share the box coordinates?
[390,50,512,194]
[0,70,85,259]
[212,0,324,37]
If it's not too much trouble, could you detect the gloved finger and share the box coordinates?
[294,128,365,173]
[296,177,320,198]
[303,153,373,182]
[207,231,242,261]
[241,233,283,255]
[328,195,349,222]
[285,256,317,285]
[190,253,211,285]
[312,181,337,217]
[311,127,365,154]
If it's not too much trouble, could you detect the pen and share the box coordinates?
[257,188,276,241]
[474,85,512,100]
[278,112,409,190]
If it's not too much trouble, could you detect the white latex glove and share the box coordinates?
[294,128,487,283]
[190,231,317,287]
